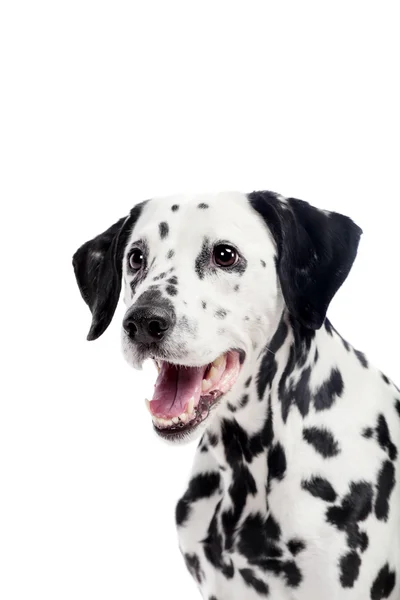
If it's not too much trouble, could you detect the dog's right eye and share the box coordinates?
[129,248,144,271]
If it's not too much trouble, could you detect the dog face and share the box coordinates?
[73,191,362,442]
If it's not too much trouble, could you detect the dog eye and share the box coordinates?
[213,244,238,267]
[129,248,144,270]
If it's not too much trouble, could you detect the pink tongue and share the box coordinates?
[150,363,206,418]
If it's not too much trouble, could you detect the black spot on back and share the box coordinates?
[370,563,396,599]
[339,550,361,588]
[260,259,266,267]
[302,476,337,502]
[198,202,209,209]
[167,249,174,259]
[171,204,179,211]
[287,539,306,556]
[363,427,374,439]
[215,308,227,319]
[326,481,373,551]
[314,368,344,411]
[354,348,368,368]
[303,426,340,458]
[201,301,207,309]
[159,221,169,239]
[381,373,390,385]
[265,512,281,540]
[375,460,395,521]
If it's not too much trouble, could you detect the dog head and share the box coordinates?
[73,191,362,442]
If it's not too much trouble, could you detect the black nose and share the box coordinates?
[123,305,174,344]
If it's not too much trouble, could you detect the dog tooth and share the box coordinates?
[180,413,188,423]
[213,355,225,367]
[202,379,212,392]
[187,396,195,414]
[172,416,179,424]
[209,366,219,381]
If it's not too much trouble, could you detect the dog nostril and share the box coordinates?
[148,319,168,339]
[125,321,138,339]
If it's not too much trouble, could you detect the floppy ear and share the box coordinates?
[248,191,362,330]
[72,202,146,341]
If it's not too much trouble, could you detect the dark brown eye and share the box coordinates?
[129,248,144,271]
[213,244,238,267]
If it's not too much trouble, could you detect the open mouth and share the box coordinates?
[145,351,243,439]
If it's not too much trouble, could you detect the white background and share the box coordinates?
[0,2,399,599]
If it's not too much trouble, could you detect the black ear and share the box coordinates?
[72,202,146,340]
[248,191,362,330]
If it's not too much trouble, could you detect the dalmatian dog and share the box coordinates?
[73,191,400,599]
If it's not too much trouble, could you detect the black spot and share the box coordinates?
[258,558,302,588]
[153,272,166,281]
[198,202,209,209]
[327,481,373,550]
[238,513,279,562]
[395,399,400,417]
[268,443,287,482]
[239,394,249,409]
[215,308,227,319]
[208,432,219,447]
[166,249,174,259]
[376,414,398,461]
[370,563,396,599]
[314,348,319,363]
[287,539,306,556]
[200,445,208,453]
[325,319,334,335]
[159,222,169,239]
[257,320,288,400]
[245,376,252,388]
[234,284,240,291]
[227,402,236,412]
[167,276,178,285]
[166,285,177,296]
[339,551,361,588]
[314,368,344,411]
[303,426,340,458]
[195,237,213,280]
[302,476,337,502]
[171,204,179,211]
[201,301,207,309]
[184,553,204,583]
[381,373,390,385]
[175,498,191,526]
[359,531,369,552]
[239,568,269,595]
[260,259,266,267]
[354,348,368,368]
[363,427,374,439]
[176,472,220,526]
[375,460,395,521]
[209,597,218,600]
[264,513,281,541]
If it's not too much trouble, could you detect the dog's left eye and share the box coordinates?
[213,244,238,267]
[129,248,144,270]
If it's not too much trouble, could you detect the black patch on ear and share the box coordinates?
[248,191,362,330]
[72,201,146,340]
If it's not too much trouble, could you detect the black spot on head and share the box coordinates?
[354,348,368,368]
[363,427,374,439]
[195,237,212,280]
[339,550,361,588]
[208,431,219,447]
[370,563,396,599]
[375,460,395,521]
[159,221,169,239]
[198,202,209,209]
[215,308,227,319]
[171,204,179,212]
[227,402,236,412]
[167,249,174,259]
[166,285,177,296]
[381,373,390,385]
[201,301,207,309]
[302,476,337,502]
[239,394,249,409]
[184,553,204,584]
[288,539,306,556]
[268,443,287,482]
[234,284,240,291]
[153,272,166,281]
[175,498,191,526]
[167,276,178,285]
[376,414,398,461]
[314,368,344,411]
[260,259,266,267]
[303,426,340,458]
[245,376,252,388]
[239,568,269,595]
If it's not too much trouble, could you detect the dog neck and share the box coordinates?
[205,312,350,502]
